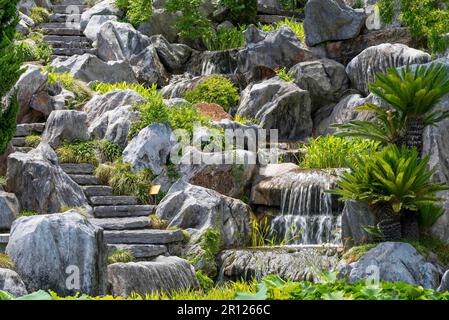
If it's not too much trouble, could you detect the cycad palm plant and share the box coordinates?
[333,63,449,154]
[331,144,449,241]
[370,63,449,153]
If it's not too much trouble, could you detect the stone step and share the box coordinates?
[90,196,138,206]
[107,244,167,260]
[104,229,184,245]
[61,163,95,175]
[46,40,91,49]
[14,123,46,137]
[43,35,88,42]
[69,174,99,185]
[93,205,156,218]
[52,5,85,14]
[50,13,82,23]
[42,27,83,36]
[52,47,96,56]
[90,217,151,230]
[11,137,26,147]
[13,147,33,153]
[83,185,113,197]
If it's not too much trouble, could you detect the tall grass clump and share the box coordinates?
[91,81,159,100]
[300,136,380,169]
[203,26,246,51]
[260,18,305,41]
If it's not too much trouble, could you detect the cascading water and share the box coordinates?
[267,170,344,245]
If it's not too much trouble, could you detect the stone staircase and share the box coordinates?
[42,0,96,61]
[60,163,185,261]
[12,123,46,153]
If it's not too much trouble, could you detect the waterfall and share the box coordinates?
[267,170,344,245]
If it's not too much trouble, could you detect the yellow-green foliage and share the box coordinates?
[56,141,98,165]
[0,176,6,189]
[108,249,135,264]
[0,254,15,270]
[18,41,53,64]
[17,210,39,217]
[30,7,51,24]
[46,68,93,109]
[184,75,240,112]
[91,81,159,100]
[114,0,153,26]
[300,136,380,169]
[148,214,168,229]
[276,67,294,82]
[95,162,154,204]
[260,18,305,41]
[195,270,215,291]
[25,135,41,148]
[342,244,377,264]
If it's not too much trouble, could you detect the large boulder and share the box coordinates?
[289,58,349,112]
[83,89,145,125]
[83,14,118,43]
[6,143,89,214]
[304,0,366,47]
[97,21,151,62]
[160,75,205,99]
[178,148,257,199]
[218,246,340,283]
[341,201,374,249]
[51,54,137,84]
[129,45,170,87]
[0,268,28,297]
[186,49,239,76]
[14,65,48,123]
[6,211,107,296]
[88,105,140,149]
[122,123,177,175]
[237,25,315,83]
[80,0,123,30]
[0,192,19,231]
[236,77,312,139]
[42,110,90,148]
[138,9,179,43]
[149,35,193,74]
[343,242,441,289]
[156,181,253,249]
[108,256,199,297]
[346,43,431,95]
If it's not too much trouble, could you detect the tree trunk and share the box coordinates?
[369,202,402,241]
[405,116,425,156]
[401,209,420,240]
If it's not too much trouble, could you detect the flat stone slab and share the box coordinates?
[42,28,83,36]
[90,196,138,206]
[104,229,184,245]
[14,123,46,137]
[107,244,167,259]
[11,137,26,147]
[61,163,95,174]
[69,174,99,185]
[93,205,156,218]
[90,217,150,230]
[83,185,113,197]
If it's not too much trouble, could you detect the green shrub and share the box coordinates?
[165,0,213,41]
[95,162,154,204]
[95,140,123,163]
[115,0,153,26]
[203,26,246,51]
[0,254,15,270]
[148,214,168,229]
[300,136,380,169]
[108,249,135,264]
[0,176,6,189]
[407,236,449,266]
[56,141,98,165]
[260,18,305,41]
[29,7,51,24]
[46,68,93,109]
[91,81,158,100]
[25,135,42,148]
[184,75,240,112]
[378,0,449,53]
[18,41,53,64]
[195,270,215,291]
[279,0,306,11]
